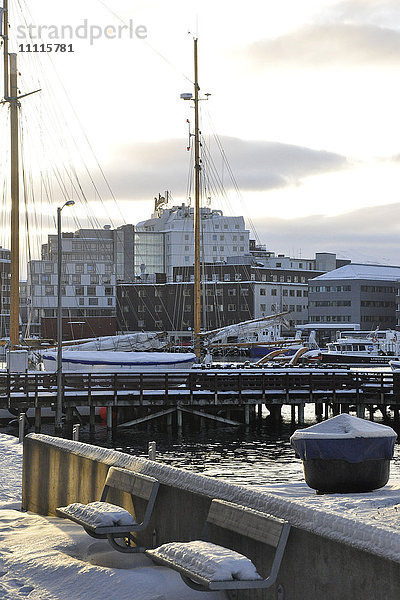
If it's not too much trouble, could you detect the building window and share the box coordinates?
[75,286,84,296]
[89,297,98,306]
[107,298,113,306]
[87,286,96,296]
[155,305,162,313]
[105,286,113,296]
[138,305,145,312]
[75,264,84,273]
[271,289,277,296]
[228,289,236,296]
[228,304,236,311]
[260,288,266,296]
[260,303,266,311]
[224,274,231,281]
[138,320,144,328]
[90,275,99,284]
[45,286,54,296]
[138,290,146,297]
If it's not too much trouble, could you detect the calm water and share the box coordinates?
[3,405,400,487]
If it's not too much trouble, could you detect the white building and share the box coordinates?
[135,203,250,281]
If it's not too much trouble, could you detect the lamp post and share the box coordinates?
[55,200,75,434]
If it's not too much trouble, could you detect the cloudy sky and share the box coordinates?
[2,0,400,264]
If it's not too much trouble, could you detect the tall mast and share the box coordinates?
[2,0,20,348]
[193,38,201,359]
[2,0,8,99]
[9,51,19,349]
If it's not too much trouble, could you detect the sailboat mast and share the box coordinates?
[9,51,19,349]
[193,38,201,359]
[2,0,8,99]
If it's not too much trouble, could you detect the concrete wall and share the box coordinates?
[22,434,400,600]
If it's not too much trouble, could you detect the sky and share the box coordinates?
[1,0,400,265]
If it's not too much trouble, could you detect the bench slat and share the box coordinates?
[207,500,284,548]
[105,467,157,500]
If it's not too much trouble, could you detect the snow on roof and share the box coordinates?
[311,263,400,282]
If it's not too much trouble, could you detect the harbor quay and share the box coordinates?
[22,433,400,600]
[1,368,400,432]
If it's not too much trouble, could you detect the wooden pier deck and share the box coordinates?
[1,367,399,429]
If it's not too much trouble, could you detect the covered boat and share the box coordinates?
[41,350,196,372]
[290,414,397,493]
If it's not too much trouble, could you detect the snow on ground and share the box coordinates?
[0,434,226,600]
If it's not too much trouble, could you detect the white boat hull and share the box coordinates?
[41,350,196,372]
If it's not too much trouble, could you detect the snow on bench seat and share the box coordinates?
[147,540,262,582]
[57,501,136,528]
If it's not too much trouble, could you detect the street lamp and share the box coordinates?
[55,199,75,434]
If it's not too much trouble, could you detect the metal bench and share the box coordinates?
[56,466,159,553]
[146,498,290,593]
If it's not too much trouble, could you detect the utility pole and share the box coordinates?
[193,38,201,359]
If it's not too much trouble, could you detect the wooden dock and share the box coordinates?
[1,368,399,430]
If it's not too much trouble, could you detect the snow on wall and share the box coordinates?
[27,434,400,564]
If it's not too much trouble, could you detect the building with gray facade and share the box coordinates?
[308,264,400,331]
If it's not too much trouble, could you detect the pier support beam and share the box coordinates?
[291,404,296,424]
[298,403,305,425]
[34,406,41,433]
[324,402,330,419]
[244,405,250,426]
[89,405,96,432]
[257,404,262,420]
[177,407,183,429]
[315,402,323,420]
[356,403,365,419]
[106,406,113,431]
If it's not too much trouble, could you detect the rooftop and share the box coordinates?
[311,263,400,282]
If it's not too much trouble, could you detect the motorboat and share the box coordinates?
[320,330,400,365]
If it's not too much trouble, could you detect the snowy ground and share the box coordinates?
[0,433,399,599]
[0,434,226,600]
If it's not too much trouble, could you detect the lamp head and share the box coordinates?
[65,200,75,207]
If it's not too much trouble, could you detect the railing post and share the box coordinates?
[148,441,156,460]
[72,423,80,441]
[18,412,25,443]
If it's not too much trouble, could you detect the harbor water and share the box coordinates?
[2,404,400,487]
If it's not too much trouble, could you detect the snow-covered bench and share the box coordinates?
[56,466,159,553]
[146,499,290,592]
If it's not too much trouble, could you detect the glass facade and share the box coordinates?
[134,232,165,276]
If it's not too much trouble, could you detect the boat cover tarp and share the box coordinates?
[42,350,196,366]
[290,414,397,463]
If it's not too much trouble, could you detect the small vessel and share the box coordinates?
[319,330,400,365]
[290,414,397,493]
[41,350,196,372]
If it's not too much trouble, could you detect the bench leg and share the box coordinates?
[107,533,145,553]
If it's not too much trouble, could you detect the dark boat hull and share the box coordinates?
[303,458,390,493]
[320,353,393,365]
